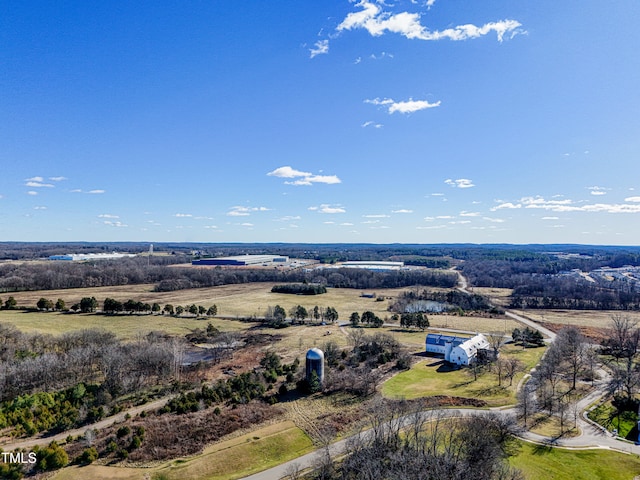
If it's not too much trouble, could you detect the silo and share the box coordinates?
[305,348,325,384]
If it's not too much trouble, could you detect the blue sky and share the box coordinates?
[1,0,639,244]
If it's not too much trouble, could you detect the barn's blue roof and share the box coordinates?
[426,334,466,347]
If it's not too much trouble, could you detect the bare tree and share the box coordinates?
[486,331,508,358]
[516,382,536,428]
[504,358,524,387]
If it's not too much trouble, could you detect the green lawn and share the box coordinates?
[588,402,639,439]
[510,440,640,480]
[382,344,545,407]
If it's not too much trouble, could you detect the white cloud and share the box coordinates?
[588,186,609,196]
[268,166,341,186]
[541,216,559,220]
[88,190,105,194]
[365,97,440,114]
[98,214,120,219]
[340,222,354,226]
[268,166,311,178]
[482,217,505,223]
[445,178,475,188]
[436,215,453,219]
[363,214,390,218]
[25,176,44,182]
[625,196,640,202]
[309,39,329,58]
[392,209,413,213]
[49,176,66,182]
[491,202,521,210]
[240,223,254,227]
[34,206,47,210]
[276,215,302,222]
[174,213,193,218]
[460,211,480,217]
[227,206,269,217]
[308,204,346,214]
[430,193,445,197]
[104,221,127,228]
[25,181,54,188]
[417,225,446,230]
[337,1,523,43]
[493,196,640,213]
[361,120,383,128]
[27,191,38,196]
[204,225,219,229]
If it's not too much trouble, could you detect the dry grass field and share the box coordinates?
[470,287,514,307]
[4,282,405,320]
[522,309,640,329]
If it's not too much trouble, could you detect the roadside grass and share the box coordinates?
[527,413,580,438]
[51,421,313,480]
[509,440,640,480]
[588,402,638,439]
[381,344,545,407]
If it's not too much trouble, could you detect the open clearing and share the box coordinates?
[51,421,313,480]
[522,309,640,329]
[382,344,546,406]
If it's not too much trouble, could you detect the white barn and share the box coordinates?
[425,333,490,366]
[448,334,490,366]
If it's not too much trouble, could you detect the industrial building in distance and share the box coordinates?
[49,253,136,261]
[192,254,289,266]
[322,260,405,271]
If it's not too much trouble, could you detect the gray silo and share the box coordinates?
[305,348,325,384]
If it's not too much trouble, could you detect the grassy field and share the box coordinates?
[510,440,640,480]
[2,283,405,320]
[522,309,640,330]
[470,287,514,307]
[51,421,313,480]
[0,309,250,339]
[381,344,546,406]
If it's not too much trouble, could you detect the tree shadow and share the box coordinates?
[532,443,554,455]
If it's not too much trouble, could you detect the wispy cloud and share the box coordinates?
[49,176,66,182]
[72,188,105,194]
[34,206,47,210]
[363,214,390,218]
[588,186,609,196]
[362,120,383,128]
[25,181,54,188]
[392,209,413,213]
[98,214,120,219]
[174,213,193,218]
[625,196,640,202]
[227,206,270,217]
[309,39,329,58]
[492,196,640,213]
[308,204,346,214]
[26,191,38,196]
[337,1,523,42]
[445,178,475,189]
[268,166,341,186]
[460,211,480,217]
[104,221,127,227]
[365,97,441,114]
